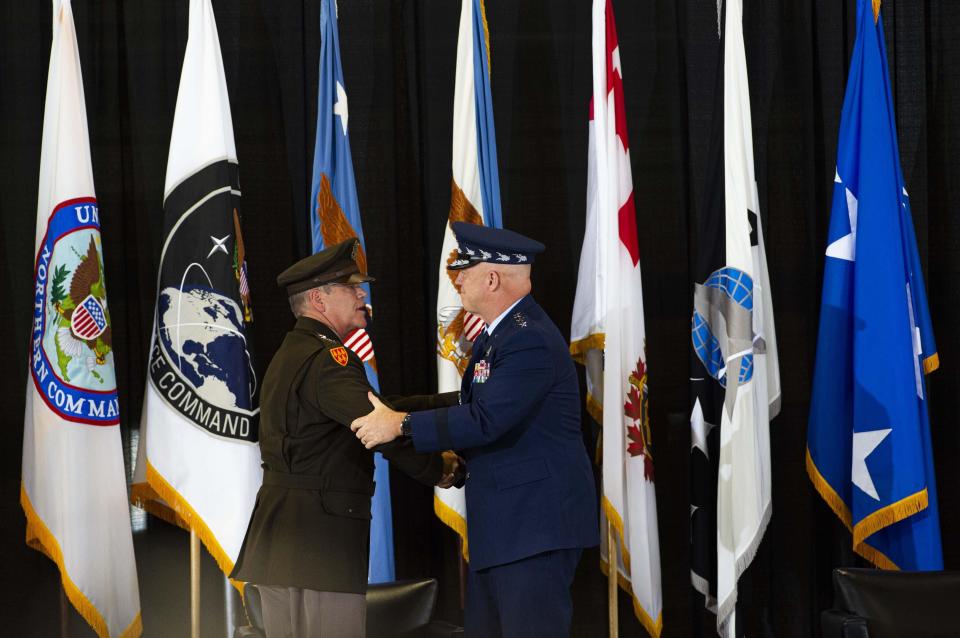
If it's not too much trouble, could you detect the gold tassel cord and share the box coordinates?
[873,0,881,23]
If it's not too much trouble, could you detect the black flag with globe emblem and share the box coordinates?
[148,161,257,442]
[689,1,780,636]
[132,0,263,581]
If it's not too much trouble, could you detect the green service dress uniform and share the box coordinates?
[231,316,446,594]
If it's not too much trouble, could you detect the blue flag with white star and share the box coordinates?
[806,0,942,571]
[310,0,394,583]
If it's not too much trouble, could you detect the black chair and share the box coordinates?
[821,567,960,638]
[235,578,463,638]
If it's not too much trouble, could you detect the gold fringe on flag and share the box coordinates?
[434,494,470,561]
[806,447,905,570]
[569,333,605,365]
[132,462,245,594]
[21,484,143,638]
[600,496,662,637]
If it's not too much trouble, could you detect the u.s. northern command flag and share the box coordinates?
[806,0,943,572]
[434,0,503,556]
[22,2,141,636]
[310,0,395,584]
[132,0,261,580]
[689,0,781,635]
[570,0,661,635]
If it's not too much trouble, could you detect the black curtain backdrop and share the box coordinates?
[2,1,959,636]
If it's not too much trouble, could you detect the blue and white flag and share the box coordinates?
[433,0,503,559]
[310,0,394,583]
[806,0,942,571]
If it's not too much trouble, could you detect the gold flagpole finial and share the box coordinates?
[873,0,881,23]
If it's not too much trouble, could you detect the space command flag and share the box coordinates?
[132,0,262,578]
[22,1,141,636]
[806,0,943,571]
[689,1,781,635]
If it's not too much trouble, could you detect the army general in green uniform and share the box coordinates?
[231,239,461,638]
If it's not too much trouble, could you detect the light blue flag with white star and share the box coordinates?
[806,0,942,571]
[310,0,394,583]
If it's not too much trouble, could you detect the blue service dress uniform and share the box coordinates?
[408,294,600,637]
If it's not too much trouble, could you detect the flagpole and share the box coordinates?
[59,584,68,638]
[458,539,467,609]
[607,520,618,638]
[224,574,237,638]
[191,529,200,638]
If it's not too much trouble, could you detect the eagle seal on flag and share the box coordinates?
[31,197,118,425]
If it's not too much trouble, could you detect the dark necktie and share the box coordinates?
[471,330,489,362]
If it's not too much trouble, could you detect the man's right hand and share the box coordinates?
[437,451,466,489]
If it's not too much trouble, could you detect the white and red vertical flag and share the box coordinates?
[570,0,662,634]
[22,1,141,636]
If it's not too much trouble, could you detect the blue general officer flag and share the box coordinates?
[310,0,395,583]
[806,0,942,571]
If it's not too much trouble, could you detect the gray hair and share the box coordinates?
[288,285,332,316]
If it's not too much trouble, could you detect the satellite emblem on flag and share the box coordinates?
[31,198,118,425]
[692,267,756,391]
[148,164,258,442]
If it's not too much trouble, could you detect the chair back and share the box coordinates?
[833,567,960,638]
[366,578,439,637]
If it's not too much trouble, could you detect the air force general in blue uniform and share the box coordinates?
[352,223,599,637]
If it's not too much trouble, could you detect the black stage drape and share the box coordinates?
[2,1,959,636]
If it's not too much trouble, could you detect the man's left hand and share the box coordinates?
[351,392,404,449]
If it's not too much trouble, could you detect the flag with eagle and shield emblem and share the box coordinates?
[22,1,141,636]
[308,0,396,582]
[432,0,504,558]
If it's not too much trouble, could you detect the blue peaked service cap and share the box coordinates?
[448,221,545,270]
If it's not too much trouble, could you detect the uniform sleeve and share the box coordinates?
[375,438,443,486]
[384,391,460,412]
[408,329,554,453]
[311,350,381,427]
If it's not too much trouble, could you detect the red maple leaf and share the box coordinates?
[643,453,655,482]
[626,423,646,457]
[624,386,643,421]
[632,358,646,383]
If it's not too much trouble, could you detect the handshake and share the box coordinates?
[350,391,465,489]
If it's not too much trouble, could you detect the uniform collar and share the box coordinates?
[295,316,342,344]
[485,294,530,336]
